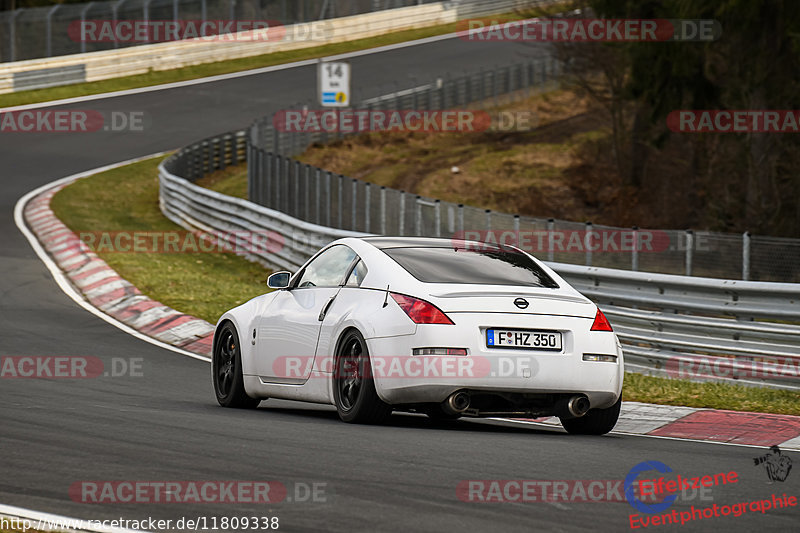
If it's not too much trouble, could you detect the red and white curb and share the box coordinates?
[14,155,213,364]
[23,182,215,357]
[509,402,800,451]
[15,158,800,452]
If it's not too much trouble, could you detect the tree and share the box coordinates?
[553,0,800,235]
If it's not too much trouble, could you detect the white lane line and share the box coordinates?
[0,504,147,533]
[13,153,211,364]
[493,418,799,451]
[0,31,462,113]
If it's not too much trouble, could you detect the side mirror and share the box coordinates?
[267,271,291,289]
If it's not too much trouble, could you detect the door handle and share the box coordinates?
[318,296,336,321]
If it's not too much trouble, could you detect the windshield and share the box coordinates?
[383,246,559,288]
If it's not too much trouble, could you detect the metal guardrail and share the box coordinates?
[159,131,800,390]
[160,130,367,271]
[554,264,800,390]
[1,0,547,94]
[247,55,800,283]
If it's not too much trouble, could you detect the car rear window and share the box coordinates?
[383,247,559,288]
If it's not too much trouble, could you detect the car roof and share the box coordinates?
[362,236,505,250]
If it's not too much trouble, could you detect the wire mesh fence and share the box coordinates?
[244,57,800,282]
[249,56,562,154]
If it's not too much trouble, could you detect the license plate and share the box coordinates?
[486,328,562,351]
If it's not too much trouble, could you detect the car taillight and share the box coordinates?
[390,293,454,325]
[413,348,468,356]
[590,308,613,331]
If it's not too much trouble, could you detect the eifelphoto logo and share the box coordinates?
[458,18,721,42]
[629,495,798,529]
[0,356,143,379]
[753,445,792,483]
[0,110,148,133]
[667,110,800,133]
[272,109,537,133]
[627,462,677,514]
[624,461,737,514]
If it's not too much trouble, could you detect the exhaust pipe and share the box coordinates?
[556,395,591,419]
[567,395,591,417]
[442,391,470,415]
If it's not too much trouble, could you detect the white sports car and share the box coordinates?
[213,237,624,434]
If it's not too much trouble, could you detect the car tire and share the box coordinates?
[333,330,391,424]
[213,322,260,409]
[560,395,621,435]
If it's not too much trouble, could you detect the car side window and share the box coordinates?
[345,259,368,287]
[295,245,357,288]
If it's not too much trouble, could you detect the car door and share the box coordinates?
[255,244,358,383]
[315,257,371,360]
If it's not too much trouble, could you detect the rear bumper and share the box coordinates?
[366,312,623,410]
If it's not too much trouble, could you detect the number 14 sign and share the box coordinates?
[318,61,351,107]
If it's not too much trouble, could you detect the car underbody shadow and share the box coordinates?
[255,401,581,435]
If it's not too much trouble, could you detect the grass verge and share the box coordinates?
[50,156,269,324]
[623,372,800,416]
[295,87,632,227]
[196,165,248,199]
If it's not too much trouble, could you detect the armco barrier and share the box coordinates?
[554,264,800,389]
[160,130,367,271]
[0,0,546,94]
[159,131,800,390]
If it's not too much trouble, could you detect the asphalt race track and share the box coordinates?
[1,36,797,532]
